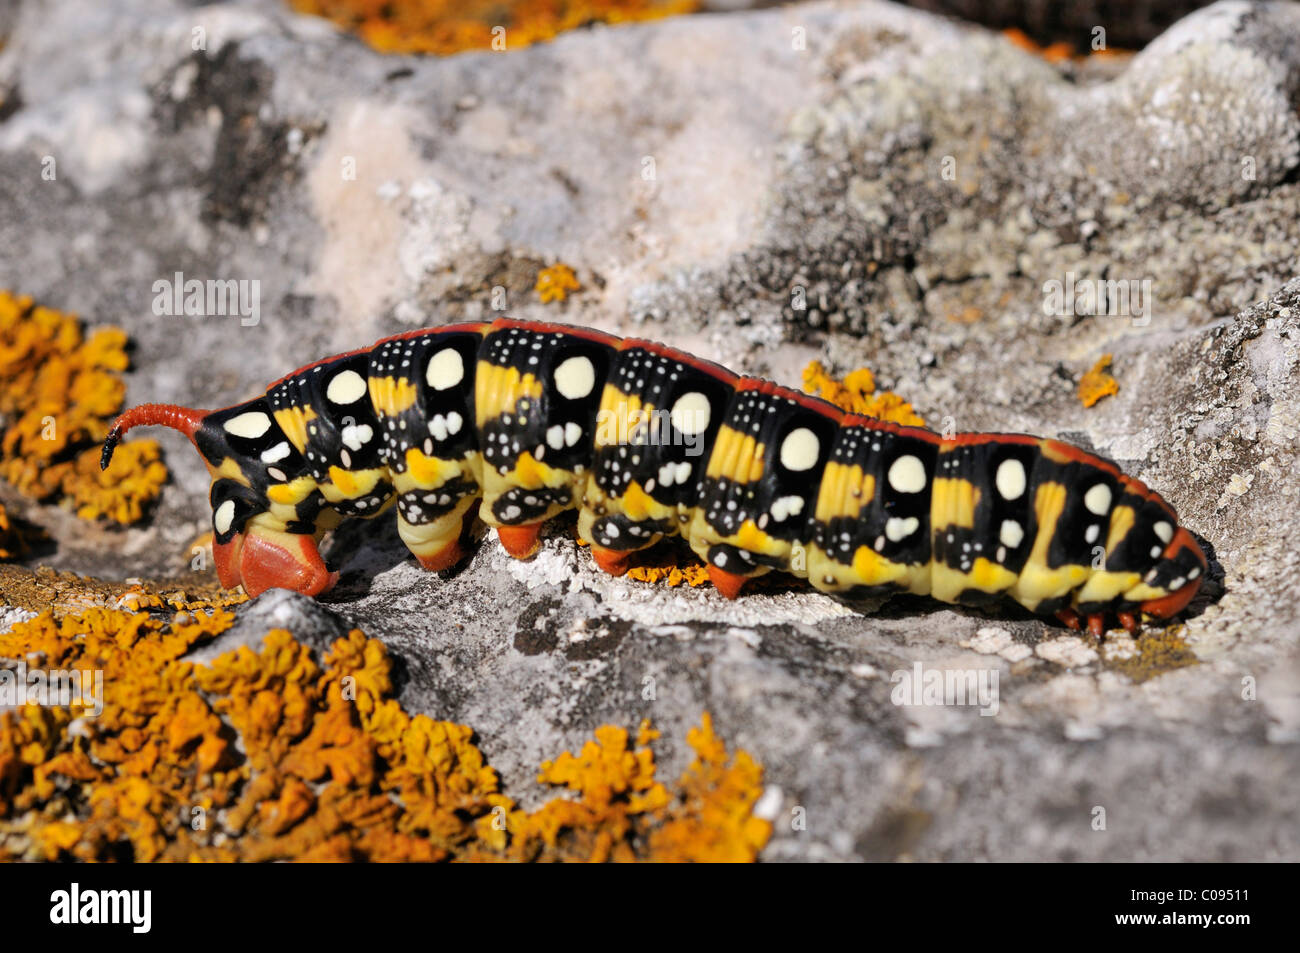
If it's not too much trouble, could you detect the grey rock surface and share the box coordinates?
[1,0,1298,860]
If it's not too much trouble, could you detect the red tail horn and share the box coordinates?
[101,403,208,470]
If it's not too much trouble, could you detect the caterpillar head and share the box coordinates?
[101,403,337,598]
[1137,524,1206,620]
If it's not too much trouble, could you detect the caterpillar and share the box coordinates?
[100,318,1206,635]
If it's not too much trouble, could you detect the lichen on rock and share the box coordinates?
[0,606,769,862]
[0,291,167,525]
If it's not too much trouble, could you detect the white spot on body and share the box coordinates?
[1084,483,1112,516]
[554,355,596,400]
[780,428,820,472]
[261,441,291,464]
[995,458,1026,500]
[564,421,582,446]
[213,499,236,535]
[885,516,920,542]
[327,369,367,406]
[426,348,464,391]
[671,392,710,436]
[770,495,805,522]
[223,411,272,439]
[888,454,927,494]
[341,423,373,451]
[999,519,1025,548]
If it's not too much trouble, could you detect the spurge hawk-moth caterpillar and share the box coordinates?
[101,319,1207,635]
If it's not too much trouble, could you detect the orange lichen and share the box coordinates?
[0,504,29,561]
[646,713,771,862]
[1001,27,1075,63]
[802,360,926,426]
[290,0,699,56]
[0,606,769,862]
[1078,353,1119,408]
[115,582,249,614]
[1002,27,1133,64]
[947,305,984,324]
[503,713,770,862]
[0,291,166,524]
[535,263,581,304]
[626,563,710,588]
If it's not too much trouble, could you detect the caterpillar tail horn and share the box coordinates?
[101,403,208,470]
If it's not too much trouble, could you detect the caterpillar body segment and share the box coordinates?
[687,378,844,598]
[101,318,1207,630]
[474,322,620,558]
[581,335,739,576]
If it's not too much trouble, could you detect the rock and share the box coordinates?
[1,0,1298,860]
[182,588,350,664]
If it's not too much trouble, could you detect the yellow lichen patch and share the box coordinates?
[502,713,770,862]
[69,441,168,523]
[802,360,925,426]
[0,503,31,561]
[646,713,771,862]
[1078,353,1119,408]
[535,263,581,304]
[290,0,699,57]
[1001,27,1133,64]
[1001,27,1075,63]
[114,581,249,615]
[0,606,769,862]
[947,305,984,324]
[1103,625,1199,683]
[0,291,167,525]
[626,563,710,587]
